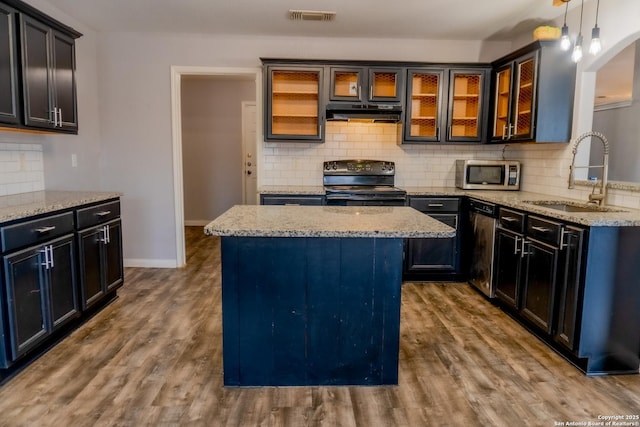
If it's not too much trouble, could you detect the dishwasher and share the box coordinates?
[467,198,497,298]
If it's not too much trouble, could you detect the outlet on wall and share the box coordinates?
[71,153,78,168]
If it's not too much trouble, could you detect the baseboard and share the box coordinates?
[184,220,211,226]
[124,259,180,268]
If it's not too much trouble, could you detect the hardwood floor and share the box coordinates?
[0,226,638,426]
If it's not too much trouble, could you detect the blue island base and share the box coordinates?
[220,236,403,386]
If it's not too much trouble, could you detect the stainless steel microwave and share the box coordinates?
[455,159,521,190]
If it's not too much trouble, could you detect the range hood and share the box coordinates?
[325,103,403,123]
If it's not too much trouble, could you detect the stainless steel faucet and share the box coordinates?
[568,131,609,206]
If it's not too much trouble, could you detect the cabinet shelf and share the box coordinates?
[412,93,438,98]
[411,116,437,121]
[273,91,318,96]
[452,116,478,121]
[453,94,479,99]
[273,114,318,118]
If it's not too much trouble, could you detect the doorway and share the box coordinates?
[171,67,262,267]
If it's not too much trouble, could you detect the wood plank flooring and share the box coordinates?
[0,226,638,426]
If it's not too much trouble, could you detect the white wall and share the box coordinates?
[181,76,256,224]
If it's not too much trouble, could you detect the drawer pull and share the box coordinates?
[35,226,56,234]
[96,211,112,217]
[531,226,552,233]
[560,228,570,249]
[428,203,444,207]
[502,216,519,223]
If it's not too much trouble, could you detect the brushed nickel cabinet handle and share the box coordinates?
[531,226,551,233]
[35,226,56,234]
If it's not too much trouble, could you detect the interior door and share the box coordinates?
[242,102,257,204]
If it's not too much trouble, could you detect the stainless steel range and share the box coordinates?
[323,160,407,206]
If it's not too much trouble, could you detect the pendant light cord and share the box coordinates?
[578,0,584,34]
[594,0,600,27]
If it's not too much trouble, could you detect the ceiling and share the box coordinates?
[43,0,581,40]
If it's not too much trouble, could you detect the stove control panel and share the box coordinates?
[323,160,395,175]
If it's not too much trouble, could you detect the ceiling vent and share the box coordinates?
[288,10,336,22]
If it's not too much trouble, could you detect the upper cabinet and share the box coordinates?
[20,15,77,133]
[0,0,81,134]
[0,3,19,125]
[264,64,324,142]
[404,66,489,144]
[489,41,576,143]
[328,66,404,104]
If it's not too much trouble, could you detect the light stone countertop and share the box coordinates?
[258,185,326,195]
[0,190,122,224]
[260,186,640,227]
[204,205,456,238]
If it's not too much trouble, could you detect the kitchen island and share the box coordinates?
[205,205,454,386]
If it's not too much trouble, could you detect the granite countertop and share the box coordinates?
[259,185,326,195]
[450,190,640,227]
[260,185,640,227]
[0,190,122,224]
[204,205,456,238]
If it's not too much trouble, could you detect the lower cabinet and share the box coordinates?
[403,197,463,281]
[494,227,522,309]
[76,202,123,310]
[3,234,78,362]
[552,225,585,351]
[0,211,79,367]
[494,207,586,348]
[0,197,123,372]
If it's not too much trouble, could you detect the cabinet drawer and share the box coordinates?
[527,216,561,246]
[76,200,121,229]
[498,208,525,233]
[409,197,460,213]
[261,195,324,206]
[1,212,74,252]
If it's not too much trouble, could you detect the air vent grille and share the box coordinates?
[288,10,336,21]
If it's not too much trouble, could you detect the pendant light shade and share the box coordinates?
[571,0,585,63]
[572,34,584,63]
[589,0,602,55]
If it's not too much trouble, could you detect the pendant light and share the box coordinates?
[560,2,571,51]
[571,0,584,63]
[589,0,602,55]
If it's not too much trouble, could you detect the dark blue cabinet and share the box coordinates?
[221,236,403,386]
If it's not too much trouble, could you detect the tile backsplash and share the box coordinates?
[261,122,507,188]
[261,121,640,210]
[0,143,45,196]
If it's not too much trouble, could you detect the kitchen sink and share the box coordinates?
[523,200,628,213]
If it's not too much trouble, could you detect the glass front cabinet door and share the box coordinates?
[491,51,538,142]
[446,69,487,143]
[265,66,324,142]
[404,67,487,144]
[329,67,403,104]
[404,69,444,142]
